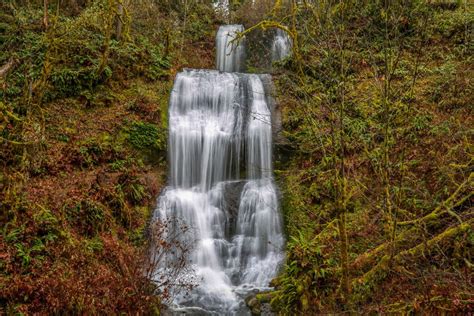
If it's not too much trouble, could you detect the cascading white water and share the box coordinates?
[216,25,246,73]
[213,0,229,18]
[152,19,283,315]
[153,69,284,314]
[271,29,292,62]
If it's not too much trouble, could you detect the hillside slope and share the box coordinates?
[1,1,217,314]
[265,1,473,314]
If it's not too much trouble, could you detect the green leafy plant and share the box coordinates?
[127,121,165,154]
[66,199,109,236]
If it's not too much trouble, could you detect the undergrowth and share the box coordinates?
[0,0,216,314]
[258,1,473,314]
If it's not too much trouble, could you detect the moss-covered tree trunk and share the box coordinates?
[43,0,48,29]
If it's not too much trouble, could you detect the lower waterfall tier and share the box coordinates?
[156,180,283,313]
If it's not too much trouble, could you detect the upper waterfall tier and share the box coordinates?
[216,25,246,72]
[271,28,292,62]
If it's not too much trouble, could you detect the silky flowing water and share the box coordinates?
[216,25,246,73]
[271,29,292,62]
[152,24,284,315]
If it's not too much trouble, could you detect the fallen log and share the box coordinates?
[397,174,472,226]
[352,174,473,270]
[353,219,473,293]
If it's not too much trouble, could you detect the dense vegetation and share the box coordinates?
[264,1,473,313]
[0,0,216,314]
[1,0,472,314]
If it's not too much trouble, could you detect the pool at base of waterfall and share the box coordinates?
[164,284,274,315]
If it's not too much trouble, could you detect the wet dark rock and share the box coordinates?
[245,296,261,315]
[245,290,276,316]
[222,180,246,237]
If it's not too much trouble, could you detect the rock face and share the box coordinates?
[222,180,246,237]
[257,73,290,165]
[245,291,276,316]
[245,296,262,315]
[257,74,283,145]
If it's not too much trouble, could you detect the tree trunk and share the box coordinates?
[43,0,49,30]
[0,59,17,79]
[338,210,350,298]
[115,3,123,40]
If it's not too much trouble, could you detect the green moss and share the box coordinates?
[126,121,166,162]
[84,237,104,254]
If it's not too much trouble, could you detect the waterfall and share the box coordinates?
[213,0,229,18]
[271,29,292,62]
[216,25,246,73]
[152,22,283,315]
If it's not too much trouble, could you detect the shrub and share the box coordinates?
[127,121,166,154]
[65,199,110,236]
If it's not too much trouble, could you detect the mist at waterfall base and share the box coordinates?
[151,25,285,315]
